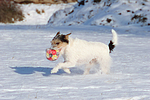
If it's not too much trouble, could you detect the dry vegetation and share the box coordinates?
[14,0,77,4]
[0,0,24,23]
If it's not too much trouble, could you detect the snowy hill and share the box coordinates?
[48,0,150,27]
[19,3,75,25]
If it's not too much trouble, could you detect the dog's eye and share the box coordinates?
[56,42,60,45]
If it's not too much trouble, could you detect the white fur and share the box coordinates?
[51,29,118,75]
[111,29,118,45]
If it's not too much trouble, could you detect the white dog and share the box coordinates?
[50,29,118,75]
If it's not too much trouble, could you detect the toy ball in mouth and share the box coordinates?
[46,48,59,61]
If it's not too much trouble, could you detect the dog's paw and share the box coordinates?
[83,71,89,75]
[51,68,58,74]
[63,68,71,74]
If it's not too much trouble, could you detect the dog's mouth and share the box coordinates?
[50,46,62,52]
[59,48,62,52]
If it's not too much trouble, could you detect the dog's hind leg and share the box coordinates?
[98,56,111,74]
[83,64,92,75]
[83,58,96,75]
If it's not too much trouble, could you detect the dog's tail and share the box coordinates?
[108,29,118,53]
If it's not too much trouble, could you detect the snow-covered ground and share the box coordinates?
[0,25,150,100]
[0,1,150,100]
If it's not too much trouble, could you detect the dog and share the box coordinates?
[50,29,118,75]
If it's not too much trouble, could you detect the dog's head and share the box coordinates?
[51,32,71,50]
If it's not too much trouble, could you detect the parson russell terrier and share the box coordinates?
[50,29,118,75]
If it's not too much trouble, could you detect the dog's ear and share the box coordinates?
[67,33,71,36]
[52,32,60,40]
[65,33,71,39]
[55,31,60,37]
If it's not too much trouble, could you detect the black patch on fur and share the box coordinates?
[59,35,69,43]
[108,40,115,53]
[52,34,69,44]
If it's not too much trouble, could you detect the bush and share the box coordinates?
[0,0,24,23]
[93,0,101,3]
[36,9,45,14]
[36,9,41,14]
[131,14,147,23]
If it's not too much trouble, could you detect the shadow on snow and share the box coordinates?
[10,67,84,76]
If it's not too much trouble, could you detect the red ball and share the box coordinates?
[46,49,59,61]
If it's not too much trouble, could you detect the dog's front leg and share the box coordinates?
[51,62,76,74]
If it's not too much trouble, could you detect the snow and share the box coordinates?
[0,1,150,100]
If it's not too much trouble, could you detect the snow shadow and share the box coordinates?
[10,67,84,76]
